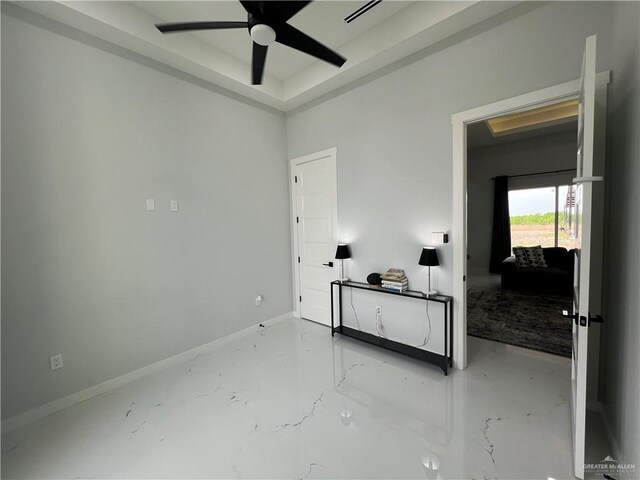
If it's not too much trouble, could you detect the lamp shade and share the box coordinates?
[335,244,351,259]
[418,247,439,266]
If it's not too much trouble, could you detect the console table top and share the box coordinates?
[331,280,452,304]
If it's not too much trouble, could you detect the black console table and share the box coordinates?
[330,280,453,375]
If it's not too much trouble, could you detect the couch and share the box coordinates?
[501,247,575,297]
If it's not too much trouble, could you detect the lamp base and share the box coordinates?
[423,289,438,297]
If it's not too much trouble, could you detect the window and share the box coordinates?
[509,185,578,250]
[557,185,580,249]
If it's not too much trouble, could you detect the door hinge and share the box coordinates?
[294,175,298,183]
[296,216,299,224]
[297,256,300,263]
[299,296,302,302]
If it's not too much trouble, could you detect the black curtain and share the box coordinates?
[489,175,512,273]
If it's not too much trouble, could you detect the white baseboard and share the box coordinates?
[1,312,294,434]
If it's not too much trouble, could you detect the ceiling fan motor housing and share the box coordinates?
[248,14,276,46]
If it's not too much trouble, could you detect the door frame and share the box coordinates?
[450,72,609,370]
[289,147,340,319]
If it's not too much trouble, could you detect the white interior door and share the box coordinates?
[571,34,603,479]
[294,152,338,326]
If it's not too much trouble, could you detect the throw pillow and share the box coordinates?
[513,246,548,268]
[513,247,529,268]
[513,247,530,268]
[528,246,548,267]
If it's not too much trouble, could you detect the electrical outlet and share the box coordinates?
[50,354,63,371]
[255,295,263,306]
[375,306,382,316]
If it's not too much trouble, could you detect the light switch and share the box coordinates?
[170,200,179,212]
[146,199,156,211]
[431,232,449,245]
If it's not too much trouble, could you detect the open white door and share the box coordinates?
[569,34,603,479]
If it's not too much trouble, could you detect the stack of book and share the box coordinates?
[381,268,408,292]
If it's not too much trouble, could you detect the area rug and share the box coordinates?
[467,288,573,357]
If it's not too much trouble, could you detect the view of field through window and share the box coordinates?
[509,185,579,251]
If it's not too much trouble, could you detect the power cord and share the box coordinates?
[416,301,432,347]
[349,288,362,330]
[350,294,431,346]
[375,310,387,339]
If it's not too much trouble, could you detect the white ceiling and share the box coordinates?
[13,1,522,111]
[134,1,412,80]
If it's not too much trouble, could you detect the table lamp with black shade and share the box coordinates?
[335,244,351,282]
[419,247,439,296]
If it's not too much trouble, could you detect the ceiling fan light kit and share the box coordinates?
[250,24,276,46]
[155,0,346,86]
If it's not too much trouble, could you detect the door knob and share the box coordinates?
[562,310,579,325]
[322,262,334,267]
[588,314,604,326]
[563,310,604,327]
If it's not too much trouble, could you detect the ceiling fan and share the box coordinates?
[155,1,347,85]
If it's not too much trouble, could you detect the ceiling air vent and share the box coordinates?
[344,0,383,24]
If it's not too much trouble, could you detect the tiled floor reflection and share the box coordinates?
[2,317,572,479]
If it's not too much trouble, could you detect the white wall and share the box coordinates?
[467,131,577,272]
[1,9,292,419]
[601,1,640,468]
[286,2,613,342]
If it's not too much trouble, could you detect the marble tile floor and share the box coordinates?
[2,317,575,479]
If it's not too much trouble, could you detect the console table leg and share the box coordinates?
[444,303,448,369]
[450,302,454,367]
[331,283,335,336]
[338,284,343,333]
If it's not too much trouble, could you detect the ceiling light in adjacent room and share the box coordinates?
[486,99,578,136]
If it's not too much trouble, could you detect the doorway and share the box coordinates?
[451,72,609,370]
[290,147,339,326]
[465,112,578,358]
[452,62,609,479]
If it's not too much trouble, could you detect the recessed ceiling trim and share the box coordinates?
[8,0,285,106]
[283,1,520,108]
[486,99,578,136]
[9,0,527,112]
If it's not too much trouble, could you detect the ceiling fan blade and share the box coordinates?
[275,23,346,68]
[156,21,248,33]
[252,42,268,85]
[269,1,312,22]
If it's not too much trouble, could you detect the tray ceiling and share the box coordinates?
[11,1,522,111]
[134,1,412,80]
